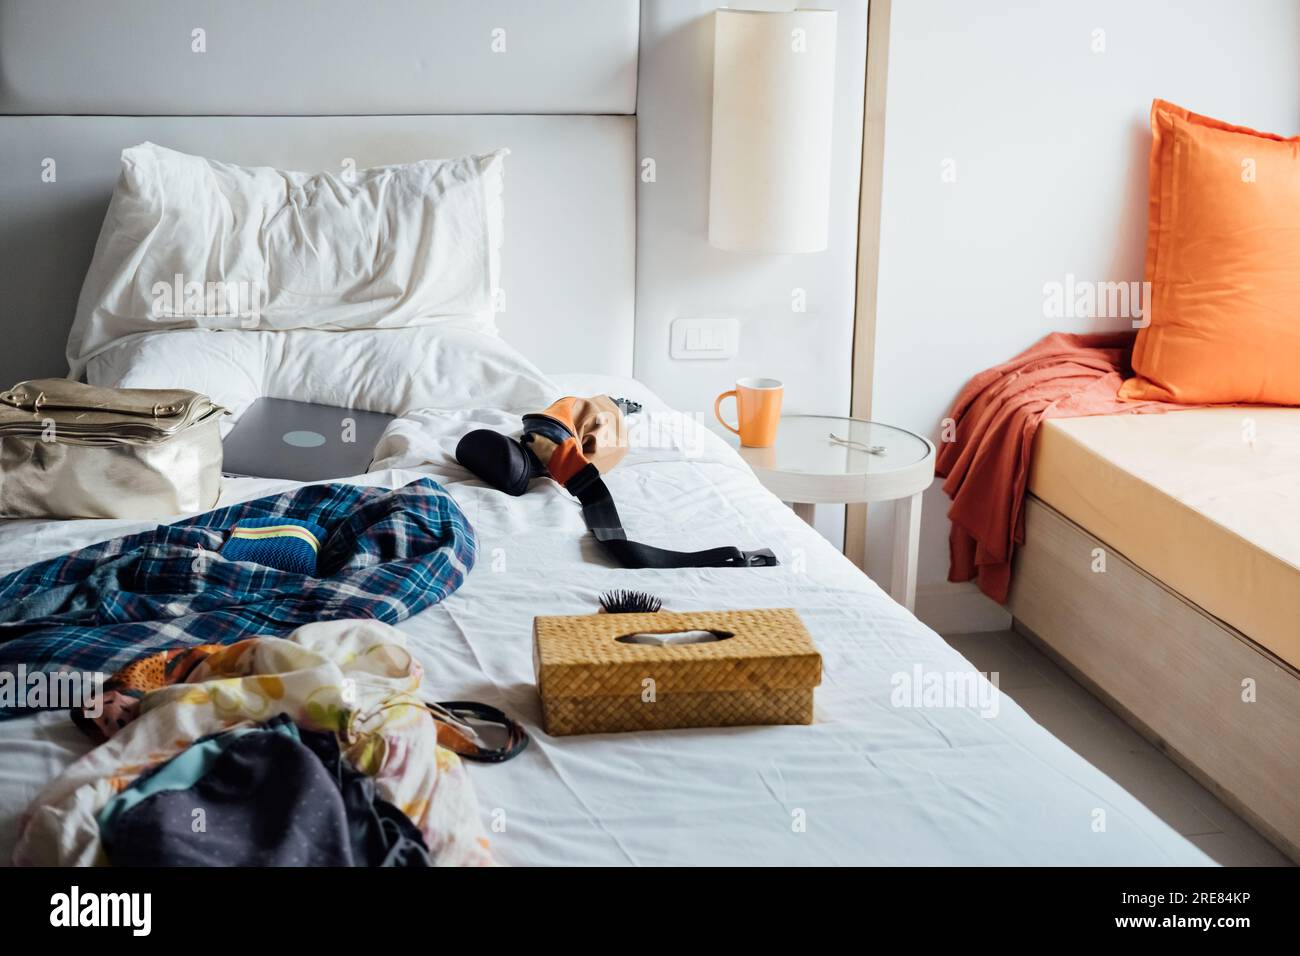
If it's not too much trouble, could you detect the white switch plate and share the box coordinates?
[670,316,739,360]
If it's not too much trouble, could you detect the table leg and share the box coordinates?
[889,492,922,612]
[791,501,816,525]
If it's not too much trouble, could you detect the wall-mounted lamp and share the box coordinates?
[708,8,838,254]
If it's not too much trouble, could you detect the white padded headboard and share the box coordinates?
[0,0,639,382]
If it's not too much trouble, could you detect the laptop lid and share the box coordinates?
[221,398,395,482]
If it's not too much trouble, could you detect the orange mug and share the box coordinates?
[715,377,783,447]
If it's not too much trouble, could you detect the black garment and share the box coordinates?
[107,716,430,867]
[456,395,777,569]
[298,727,431,868]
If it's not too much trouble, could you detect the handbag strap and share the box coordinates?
[426,700,530,763]
[0,380,191,418]
[566,464,778,569]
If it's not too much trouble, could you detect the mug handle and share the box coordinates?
[714,390,740,436]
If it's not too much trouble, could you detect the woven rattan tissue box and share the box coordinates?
[533,608,822,735]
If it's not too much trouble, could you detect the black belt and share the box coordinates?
[565,464,778,569]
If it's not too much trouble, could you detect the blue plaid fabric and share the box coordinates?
[0,479,475,717]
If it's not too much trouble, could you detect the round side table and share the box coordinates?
[717,414,936,611]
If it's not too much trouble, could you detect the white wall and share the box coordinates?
[635,0,869,549]
[866,0,1300,632]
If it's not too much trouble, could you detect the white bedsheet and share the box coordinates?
[0,373,1211,866]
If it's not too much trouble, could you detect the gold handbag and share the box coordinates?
[0,379,226,519]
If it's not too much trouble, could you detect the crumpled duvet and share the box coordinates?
[13,619,493,866]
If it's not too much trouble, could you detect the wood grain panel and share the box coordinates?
[846,0,892,568]
[1010,496,1300,862]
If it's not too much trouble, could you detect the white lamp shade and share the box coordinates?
[708,9,838,254]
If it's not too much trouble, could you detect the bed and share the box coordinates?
[0,0,1211,866]
[1011,410,1300,862]
[0,359,1212,865]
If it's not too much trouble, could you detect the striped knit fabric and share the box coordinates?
[222,518,326,575]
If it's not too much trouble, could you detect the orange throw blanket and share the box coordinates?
[936,331,1174,603]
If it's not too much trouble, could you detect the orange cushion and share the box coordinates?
[1120,100,1300,405]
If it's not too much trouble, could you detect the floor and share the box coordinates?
[943,629,1294,867]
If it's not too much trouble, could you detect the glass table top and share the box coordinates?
[724,415,933,477]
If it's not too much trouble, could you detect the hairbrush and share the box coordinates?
[598,589,663,614]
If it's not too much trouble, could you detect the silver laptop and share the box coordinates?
[221,398,396,481]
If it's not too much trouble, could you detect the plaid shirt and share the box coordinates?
[0,479,475,715]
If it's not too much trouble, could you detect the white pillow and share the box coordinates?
[87,326,559,425]
[67,142,507,378]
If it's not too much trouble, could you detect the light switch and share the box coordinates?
[671,316,739,360]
